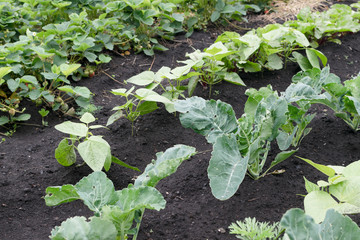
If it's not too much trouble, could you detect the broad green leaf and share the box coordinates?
[31,46,55,59]
[208,134,249,200]
[74,86,91,99]
[116,186,166,212]
[55,139,76,166]
[304,177,319,193]
[223,72,245,86]
[343,160,360,177]
[0,116,9,125]
[55,121,88,137]
[7,79,20,92]
[80,112,96,124]
[137,101,158,116]
[84,52,97,62]
[135,88,172,104]
[20,75,38,85]
[75,171,118,214]
[175,97,238,144]
[210,11,221,22]
[58,85,75,94]
[0,67,12,79]
[344,76,360,99]
[60,63,81,77]
[78,136,111,172]
[127,71,155,86]
[266,54,283,70]
[134,144,196,187]
[99,54,112,63]
[106,111,124,126]
[298,157,335,177]
[281,208,360,239]
[304,190,339,223]
[276,128,297,151]
[306,48,327,67]
[13,114,31,121]
[329,178,360,208]
[45,185,80,206]
[101,205,134,235]
[292,51,312,71]
[50,216,117,240]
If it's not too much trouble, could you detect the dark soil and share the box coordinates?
[1,2,360,239]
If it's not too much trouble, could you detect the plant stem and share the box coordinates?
[133,209,145,240]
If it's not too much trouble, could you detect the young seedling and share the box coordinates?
[55,112,139,172]
[38,108,49,126]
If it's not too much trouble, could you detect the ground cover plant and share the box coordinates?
[0,0,262,135]
[1,0,360,239]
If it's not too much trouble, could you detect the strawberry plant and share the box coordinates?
[45,144,196,240]
[55,112,139,172]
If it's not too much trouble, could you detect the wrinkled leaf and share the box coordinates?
[208,134,249,200]
[134,144,196,187]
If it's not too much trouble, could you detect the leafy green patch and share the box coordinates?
[45,144,196,240]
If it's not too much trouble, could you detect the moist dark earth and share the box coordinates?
[1,2,360,240]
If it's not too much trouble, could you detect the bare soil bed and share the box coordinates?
[1,2,360,239]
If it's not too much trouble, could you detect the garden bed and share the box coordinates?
[1,1,360,239]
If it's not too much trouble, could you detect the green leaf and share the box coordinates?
[50,216,117,240]
[13,114,31,121]
[210,11,221,22]
[111,156,140,172]
[60,63,81,77]
[304,190,339,223]
[292,51,313,71]
[208,134,249,200]
[343,160,360,177]
[74,86,91,99]
[175,97,238,144]
[0,116,9,125]
[106,111,124,126]
[306,48,327,67]
[224,72,245,86]
[127,71,155,86]
[266,54,283,70]
[78,136,111,172]
[7,78,20,92]
[0,67,12,80]
[116,186,166,212]
[20,75,38,85]
[137,101,158,116]
[135,88,172,104]
[75,171,118,214]
[80,112,96,124]
[134,144,196,187]
[298,157,335,177]
[281,208,360,239]
[55,139,76,166]
[267,149,297,172]
[45,185,80,206]
[31,46,55,59]
[304,176,319,193]
[84,51,97,62]
[329,178,360,209]
[55,121,88,137]
[99,54,112,63]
